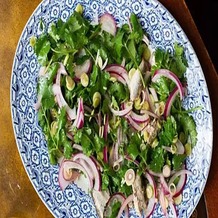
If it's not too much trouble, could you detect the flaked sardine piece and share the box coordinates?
[132,174,147,217]
[91,190,110,218]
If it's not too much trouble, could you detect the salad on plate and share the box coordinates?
[32,4,197,218]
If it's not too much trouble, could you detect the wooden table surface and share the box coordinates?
[0,0,217,217]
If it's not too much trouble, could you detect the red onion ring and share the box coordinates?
[117,194,133,218]
[99,13,117,36]
[152,69,184,100]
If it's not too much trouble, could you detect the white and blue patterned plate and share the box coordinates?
[10,0,213,217]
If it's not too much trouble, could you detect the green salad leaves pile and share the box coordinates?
[32,6,198,217]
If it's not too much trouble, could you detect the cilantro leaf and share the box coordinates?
[108,82,129,104]
[34,34,51,66]
[179,113,197,147]
[172,154,186,170]
[127,133,141,159]
[149,146,165,173]
[159,116,177,146]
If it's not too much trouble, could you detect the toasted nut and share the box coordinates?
[80,73,89,87]
[151,138,158,148]
[92,92,101,108]
[66,75,75,91]
[146,184,154,199]
[50,121,58,136]
[134,97,141,110]
[141,101,149,110]
[171,144,177,154]
[156,101,165,116]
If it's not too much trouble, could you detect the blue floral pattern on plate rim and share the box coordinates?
[10,0,213,217]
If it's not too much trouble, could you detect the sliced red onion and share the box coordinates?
[140,109,159,119]
[73,97,84,129]
[103,146,108,163]
[104,192,129,218]
[124,155,140,166]
[130,111,149,124]
[66,132,74,141]
[144,171,157,217]
[53,71,76,120]
[59,160,93,190]
[152,69,184,100]
[168,169,192,197]
[109,102,132,117]
[163,87,180,118]
[143,197,157,218]
[109,72,127,84]
[99,13,117,36]
[72,153,101,191]
[145,171,157,197]
[58,160,72,191]
[55,63,68,86]
[125,115,145,131]
[76,158,95,180]
[159,185,168,217]
[169,201,178,218]
[117,194,133,218]
[103,114,109,140]
[74,59,92,79]
[105,64,130,85]
[149,87,159,108]
[72,144,83,151]
[145,87,155,112]
[147,169,163,178]
[160,175,170,195]
[58,63,68,75]
[54,90,77,120]
[90,156,103,173]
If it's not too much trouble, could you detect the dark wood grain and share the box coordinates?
[158,1,218,218]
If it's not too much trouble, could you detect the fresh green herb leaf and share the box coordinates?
[159,116,177,146]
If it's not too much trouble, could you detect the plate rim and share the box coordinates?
[10,0,214,217]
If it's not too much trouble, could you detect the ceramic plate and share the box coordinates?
[10,0,213,217]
